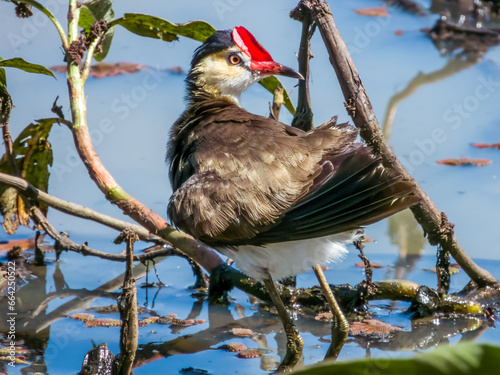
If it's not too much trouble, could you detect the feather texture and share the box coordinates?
[167,99,419,251]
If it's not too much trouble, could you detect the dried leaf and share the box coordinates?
[354,7,389,17]
[354,261,383,269]
[315,312,333,321]
[0,236,39,252]
[86,62,146,78]
[69,313,95,323]
[218,342,247,352]
[231,328,255,337]
[349,319,402,337]
[237,349,263,359]
[472,143,500,149]
[436,156,492,167]
[86,318,122,327]
[140,316,160,325]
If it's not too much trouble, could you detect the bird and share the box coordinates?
[167,26,419,369]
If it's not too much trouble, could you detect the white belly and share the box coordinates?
[219,231,361,281]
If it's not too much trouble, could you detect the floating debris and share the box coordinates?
[472,143,500,150]
[85,318,122,328]
[236,349,263,359]
[231,328,255,337]
[436,157,492,167]
[349,319,402,338]
[218,342,247,352]
[315,312,333,321]
[354,261,383,269]
[354,7,388,17]
[69,313,95,323]
[140,316,160,325]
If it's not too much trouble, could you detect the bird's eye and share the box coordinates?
[228,53,242,65]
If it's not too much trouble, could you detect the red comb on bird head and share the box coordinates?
[231,26,304,80]
[232,26,274,62]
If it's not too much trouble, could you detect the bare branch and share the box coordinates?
[294,0,498,287]
[290,6,315,131]
[30,206,179,262]
[0,172,165,244]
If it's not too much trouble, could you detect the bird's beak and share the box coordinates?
[251,60,304,80]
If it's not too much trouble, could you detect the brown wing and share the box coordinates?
[168,99,419,247]
[167,100,357,245]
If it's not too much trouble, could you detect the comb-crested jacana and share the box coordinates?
[167,26,419,370]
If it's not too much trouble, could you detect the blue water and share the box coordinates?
[1,0,500,374]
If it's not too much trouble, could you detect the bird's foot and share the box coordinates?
[275,326,304,373]
[325,318,349,360]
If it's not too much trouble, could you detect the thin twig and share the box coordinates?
[61,6,223,272]
[295,0,497,287]
[116,229,139,375]
[290,6,315,131]
[0,172,165,244]
[15,0,69,50]
[30,206,178,262]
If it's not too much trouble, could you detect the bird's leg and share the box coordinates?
[312,264,348,360]
[263,275,304,371]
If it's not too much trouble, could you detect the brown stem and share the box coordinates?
[69,108,222,272]
[0,172,223,272]
[0,172,164,244]
[290,6,315,131]
[116,229,139,375]
[30,206,178,262]
[295,0,497,287]
[62,11,223,273]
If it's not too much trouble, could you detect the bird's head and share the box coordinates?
[186,26,303,104]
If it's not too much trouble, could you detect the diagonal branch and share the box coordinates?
[62,3,223,274]
[294,0,497,287]
[30,205,178,262]
[0,172,164,244]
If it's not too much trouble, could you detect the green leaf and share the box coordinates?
[79,0,115,61]
[0,57,55,78]
[291,342,500,375]
[259,76,296,115]
[111,14,216,42]
[0,118,57,234]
